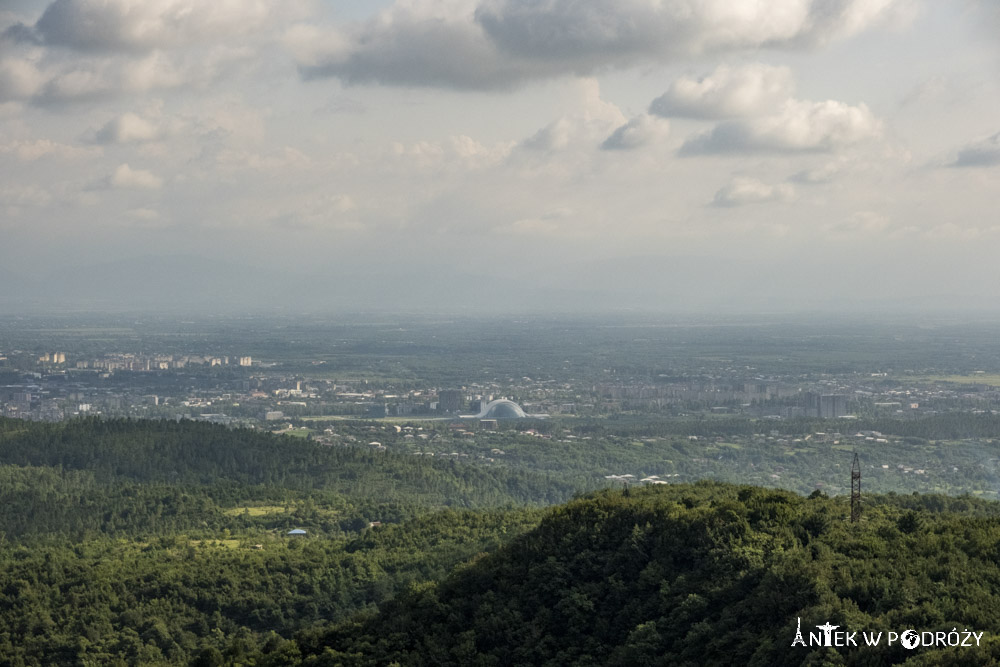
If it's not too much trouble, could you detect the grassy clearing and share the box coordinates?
[223,505,288,517]
[273,428,313,438]
[915,374,1000,385]
[189,539,243,549]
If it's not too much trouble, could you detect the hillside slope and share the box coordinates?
[289,483,1000,666]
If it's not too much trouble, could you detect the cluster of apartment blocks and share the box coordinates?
[62,354,255,371]
[593,381,850,417]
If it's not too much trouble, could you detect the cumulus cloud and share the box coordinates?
[109,163,163,189]
[682,99,881,154]
[712,177,794,207]
[524,79,625,151]
[0,46,266,106]
[953,133,1000,168]
[0,1,304,105]
[477,0,901,64]
[650,64,793,119]
[14,0,299,53]
[601,114,669,150]
[295,0,905,89]
[293,2,535,90]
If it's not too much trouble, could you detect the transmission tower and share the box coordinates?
[850,452,861,523]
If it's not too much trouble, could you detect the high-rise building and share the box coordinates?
[819,394,848,419]
[804,392,848,419]
[437,389,463,413]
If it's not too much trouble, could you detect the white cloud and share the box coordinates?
[601,114,669,150]
[0,1,302,106]
[712,177,794,207]
[296,0,905,89]
[0,138,100,161]
[682,99,882,154]
[109,163,163,189]
[953,132,1000,168]
[283,23,354,71]
[24,48,253,104]
[649,64,794,119]
[389,136,513,169]
[524,79,625,151]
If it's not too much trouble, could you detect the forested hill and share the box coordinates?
[289,482,1000,666]
[0,418,577,540]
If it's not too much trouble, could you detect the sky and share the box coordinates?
[1,0,1000,314]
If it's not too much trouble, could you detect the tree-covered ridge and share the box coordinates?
[0,417,575,500]
[0,418,577,541]
[292,483,1000,666]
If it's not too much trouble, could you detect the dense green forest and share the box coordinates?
[282,483,1000,666]
[0,509,544,666]
[0,417,563,665]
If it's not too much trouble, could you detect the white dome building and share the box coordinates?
[475,399,527,419]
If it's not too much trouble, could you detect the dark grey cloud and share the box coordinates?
[1,22,41,46]
[298,15,539,90]
[712,177,793,207]
[33,0,136,52]
[953,133,1000,167]
[14,0,289,54]
[474,1,678,70]
[296,0,905,89]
